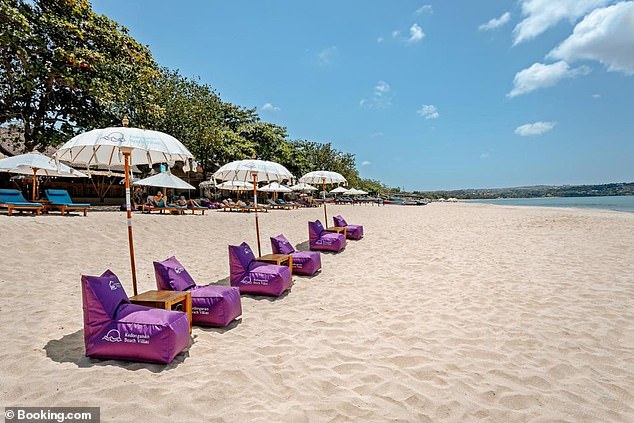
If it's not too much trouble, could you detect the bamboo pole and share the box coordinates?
[322,177,328,225]
[252,172,261,257]
[123,150,138,295]
[32,168,38,201]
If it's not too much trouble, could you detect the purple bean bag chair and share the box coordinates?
[270,234,322,276]
[308,220,346,252]
[81,270,189,364]
[228,242,292,296]
[333,215,364,240]
[153,256,242,327]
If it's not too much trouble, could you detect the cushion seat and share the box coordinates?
[82,270,189,364]
[229,242,292,296]
[333,215,364,240]
[153,256,242,327]
[308,220,346,252]
[270,234,321,276]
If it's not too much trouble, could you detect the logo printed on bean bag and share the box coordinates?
[109,280,122,291]
[102,329,122,342]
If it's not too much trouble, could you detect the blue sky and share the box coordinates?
[92,0,634,191]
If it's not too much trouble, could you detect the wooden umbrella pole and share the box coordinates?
[252,172,261,257]
[32,168,38,201]
[123,151,138,295]
[322,178,328,225]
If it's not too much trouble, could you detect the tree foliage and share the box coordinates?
[0,0,389,191]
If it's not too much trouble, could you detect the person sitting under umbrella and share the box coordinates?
[176,195,201,208]
[152,191,166,207]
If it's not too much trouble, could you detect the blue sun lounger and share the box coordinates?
[0,189,43,216]
[44,189,91,216]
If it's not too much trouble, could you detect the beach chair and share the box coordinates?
[277,198,298,209]
[266,199,283,209]
[308,220,346,252]
[270,234,322,276]
[43,189,91,216]
[153,256,242,327]
[333,215,364,240]
[0,189,43,216]
[228,242,292,296]
[81,269,189,364]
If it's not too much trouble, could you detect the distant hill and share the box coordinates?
[412,182,634,200]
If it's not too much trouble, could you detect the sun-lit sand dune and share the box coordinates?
[1,203,632,422]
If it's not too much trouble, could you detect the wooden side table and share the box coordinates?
[326,226,347,238]
[257,253,293,277]
[129,290,192,333]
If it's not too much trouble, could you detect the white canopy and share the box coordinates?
[290,182,317,192]
[216,180,254,191]
[346,188,367,195]
[212,159,293,183]
[0,152,87,178]
[259,182,292,193]
[133,171,194,190]
[330,186,349,194]
[299,170,347,185]
[54,126,193,166]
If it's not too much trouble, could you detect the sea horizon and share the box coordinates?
[465,195,634,213]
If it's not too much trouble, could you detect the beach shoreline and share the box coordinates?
[1,203,632,422]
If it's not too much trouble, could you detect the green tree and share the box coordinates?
[0,0,159,151]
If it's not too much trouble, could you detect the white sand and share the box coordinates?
[0,203,633,422]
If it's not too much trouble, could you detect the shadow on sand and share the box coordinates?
[44,329,191,372]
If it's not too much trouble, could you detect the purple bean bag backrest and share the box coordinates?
[81,269,130,325]
[270,234,296,254]
[228,242,256,280]
[153,256,197,291]
[308,220,325,243]
[333,215,348,227]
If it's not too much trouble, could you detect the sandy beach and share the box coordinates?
[0,202,632,422]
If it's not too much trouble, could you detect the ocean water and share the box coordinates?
[466,196,634,212]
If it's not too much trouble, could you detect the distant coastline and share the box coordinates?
[413,182,634,200]
[465,195,634,213]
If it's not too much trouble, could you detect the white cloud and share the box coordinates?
[261,103,280,112]
[507,60,590,97]
[515,121,556,136]
[375,80,390,95]
[317,46,338,65]
[548,2,634,75]
[592,93,601,98]
[369,132,384,138]
[415,5,433,15]
[377,36,384,43]
[417,104,439,119]
[480,153,491,159]
[479,12,511,31]
[361,161,372,166]
[360,81,393,109]
[392,30,400,38]
[407,23,425,43]
[513,0,610,45]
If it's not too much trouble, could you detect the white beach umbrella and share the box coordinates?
[212,159,294,256]
[299,170,347,185]
[0,151,87,201]
[290,182,317,192]
[133,170,195,191]
[330,186,349,194]
[213,159,293,183]
[199,180,216,188]
[54,121,194,295]
[215,180,254,191]
[259,182,292,193]
[299,170,347,224]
